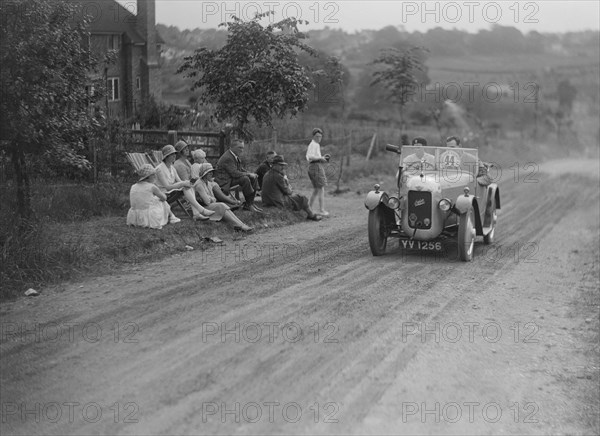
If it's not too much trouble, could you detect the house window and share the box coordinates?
[107,77,120,101]
[136,76,141,91]
[108,34,121,50]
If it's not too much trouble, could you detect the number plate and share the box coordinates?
[400,240,443,251]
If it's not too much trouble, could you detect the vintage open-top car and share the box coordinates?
[364,144,500,261]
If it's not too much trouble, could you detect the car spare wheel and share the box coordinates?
[458,207,476,261]
[368,206,389,256]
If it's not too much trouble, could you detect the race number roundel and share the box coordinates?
[440,150,461,168]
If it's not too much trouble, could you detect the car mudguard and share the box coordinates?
[364,190,389,211]
[491,184,501,209]
[454,194,484,235]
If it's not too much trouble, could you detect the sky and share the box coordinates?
[130,0,600,34]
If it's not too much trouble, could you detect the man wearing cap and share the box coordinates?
[402,137,436,170]
[255,150,277,190]
[262,155,322,221]
[214,139,262,212]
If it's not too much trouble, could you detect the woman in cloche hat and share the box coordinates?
[154,144,215,222]
[194,163,254,232]
[126,164,170,229]
[191,152,241,209]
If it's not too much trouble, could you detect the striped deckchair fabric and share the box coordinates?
[151,150,163,165]
[125,152,154,171]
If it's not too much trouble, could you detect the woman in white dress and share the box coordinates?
[194,163,254,232]
[127,164,171,229]
[154,144,215,222]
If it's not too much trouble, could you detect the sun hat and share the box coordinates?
[161,144,177,160]
[191,149,207,162]
[197,163,215,179]
[137,164,156,181]
[272,155,288,166]
[175,140,189,153]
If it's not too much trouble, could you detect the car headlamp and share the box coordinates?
[438,198,452,211]
[387,196,401,210]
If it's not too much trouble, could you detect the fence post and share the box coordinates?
[366,132,377,161]
[272,128,277,148]
[168,130,177,145]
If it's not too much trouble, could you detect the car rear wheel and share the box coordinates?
[458,207,476,261]
[368,206,389,256]
[483,197,497,245]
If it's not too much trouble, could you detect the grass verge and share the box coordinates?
[0,209,306,301]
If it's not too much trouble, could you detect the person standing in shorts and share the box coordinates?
[306,128,330,216]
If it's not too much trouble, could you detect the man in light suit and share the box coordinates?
[214,139,262,212]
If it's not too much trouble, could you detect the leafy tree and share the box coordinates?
[371,46,429,127]
[0,0,102,219]
[177,12,317,140]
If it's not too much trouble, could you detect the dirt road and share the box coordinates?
[1,158,598,435]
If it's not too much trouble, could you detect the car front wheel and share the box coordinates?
[368,206,389,256]
[458,207,476,261]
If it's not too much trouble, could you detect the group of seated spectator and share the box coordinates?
[127,138,323,231]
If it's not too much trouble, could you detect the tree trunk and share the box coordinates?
[11,146,32,219]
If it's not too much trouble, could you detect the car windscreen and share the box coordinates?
[400,146,478,172]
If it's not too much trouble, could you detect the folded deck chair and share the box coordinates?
[125,152,193,218]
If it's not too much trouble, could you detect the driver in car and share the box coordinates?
[445,136,492,185]
[402,137,436,170]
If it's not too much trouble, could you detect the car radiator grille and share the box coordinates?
[407,191,432,229]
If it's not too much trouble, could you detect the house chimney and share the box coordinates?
[137,0,158,66]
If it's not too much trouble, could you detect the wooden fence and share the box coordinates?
[88,129,229,183]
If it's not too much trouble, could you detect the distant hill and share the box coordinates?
[157,23,599,123]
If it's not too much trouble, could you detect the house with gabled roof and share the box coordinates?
[72,0,163,119]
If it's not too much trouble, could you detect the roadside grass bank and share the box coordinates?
[0,182,304,301]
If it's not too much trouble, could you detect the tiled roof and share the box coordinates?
[70,0,162,44]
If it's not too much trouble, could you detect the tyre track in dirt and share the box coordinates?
[1,161,598,435]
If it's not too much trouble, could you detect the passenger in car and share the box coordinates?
[402,137,436,170]
[445,136,492,185]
